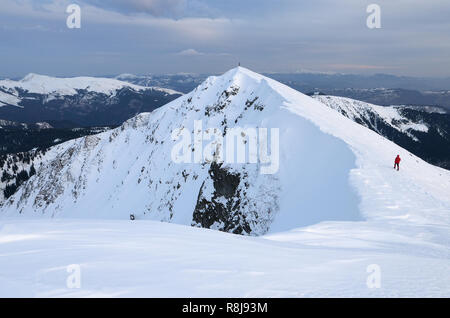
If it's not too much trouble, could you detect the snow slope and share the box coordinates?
[312,95,450,170]
[313,95,430,140]
[1,67,450,296]
[0,90,21,107]
[0,218,448,297]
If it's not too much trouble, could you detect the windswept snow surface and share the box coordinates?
[0,218,449,297]
[1,67,450,297]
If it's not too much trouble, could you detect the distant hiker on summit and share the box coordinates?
[394,155,401,171]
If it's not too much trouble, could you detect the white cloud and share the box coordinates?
[174,49,233,58]
[176,49,204,56]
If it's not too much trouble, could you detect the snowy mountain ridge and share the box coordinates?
[313,95,450,169]
[1,67,450,236]
[0,73,179,106]
[0,74,183,126]
[313,95,429,141]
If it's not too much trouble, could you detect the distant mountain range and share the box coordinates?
[267,72,450,91]
[308,88,450,110]
[2,72,449,119]
[0,74,182,126]
[114,72,450,110]
[115,73,205,95]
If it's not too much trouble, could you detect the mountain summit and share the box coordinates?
[1,67,449,236]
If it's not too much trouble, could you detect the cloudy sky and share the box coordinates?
[1,0,449,78]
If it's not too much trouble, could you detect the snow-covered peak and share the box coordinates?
[21,73,43,82]
[1,67,449,236]
[222,66,262,79]
[213,67,270,87]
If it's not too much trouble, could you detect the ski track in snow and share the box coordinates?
[0,67,449,297]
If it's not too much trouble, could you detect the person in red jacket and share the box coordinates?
[394,155,401,171]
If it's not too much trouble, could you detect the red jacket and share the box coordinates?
[395,156,401,164]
